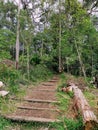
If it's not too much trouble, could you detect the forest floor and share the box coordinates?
[0,74,98,130]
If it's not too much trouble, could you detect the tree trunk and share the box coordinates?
[27,44,30,80]
[66,57,69,73]
[58,0,62,73]
[74,40,87,81]
[15,0,20,69]
[66,83,98,130]
[41,38,43,57]
[91,46,94,77]
[20,32,30,81]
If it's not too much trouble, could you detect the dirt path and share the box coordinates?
[5,76,61,123]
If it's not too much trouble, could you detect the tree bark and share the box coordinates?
[27,44,30,80]
[66,83,98,130]
[74,40,87,81]
[58,0,62,73]
[20,31,30,80]
[15,0,21,69]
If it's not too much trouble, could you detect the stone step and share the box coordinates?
[11,98,59,103]
[42,84,54,86]
[18,102,56,109]
[35,86,56,90]
[6,108,59,120]
[32,89,56,92]
[3,76,60,123]
[17,106,58,111]
[24,98,58,103]
[25,92,56,100]
[4,115,59,123]
[48,80,58,82]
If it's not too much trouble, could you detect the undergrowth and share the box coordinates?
[0,118,50,130]
[29,64,53,82]
[0,64,20,94]
[50,116,83,130]
[0,117,11,130]
[54,73,84,130]
[56,92,71,111]
[0,96,17,114]
[0,64,53,94]
[84,91,97,107]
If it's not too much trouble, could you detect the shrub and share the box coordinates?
[0,117,11,130]
[0,64,20,94]
[50,117,83,130]
[29,64,53,82]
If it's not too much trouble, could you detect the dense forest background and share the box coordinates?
[0,1,98,130]
[0,0,98,89]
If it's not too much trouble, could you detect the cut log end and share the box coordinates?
[61,86,73,93]
[85,121,98,130]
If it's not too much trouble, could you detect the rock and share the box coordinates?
[44,128,49,130]
[0,91,9,96]
[0,81,4,88]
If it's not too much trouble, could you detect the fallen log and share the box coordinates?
[62,83,98,130]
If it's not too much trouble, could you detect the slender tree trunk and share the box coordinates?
[58,0,62,73]
[79,66,82,76]
[27,45,30,81]
[15,0,20,69]
[91,46,94,77]
[66,57,69,73]
[20,32,30,80]
[41,38,43,57]
[74,40,87,80]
